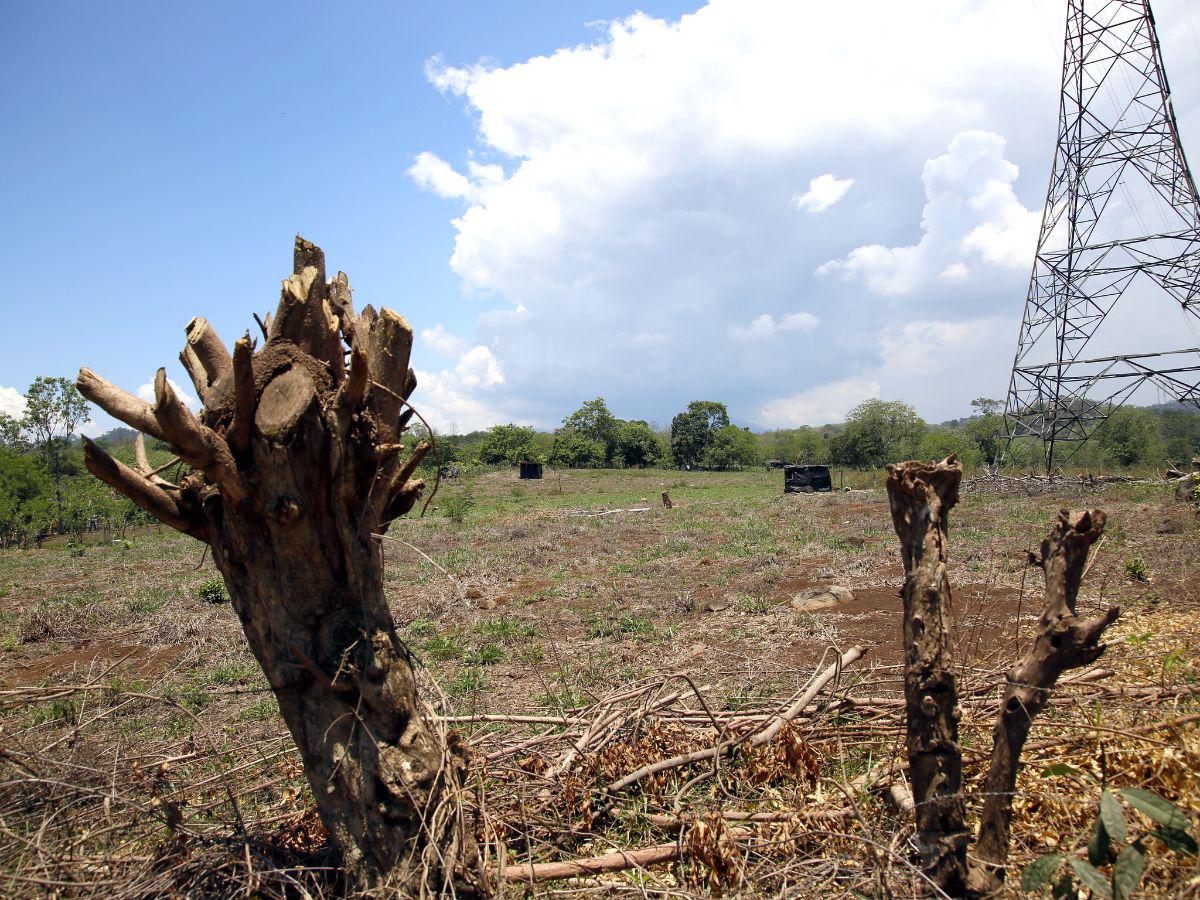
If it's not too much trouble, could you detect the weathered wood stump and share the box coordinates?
[77,238,483,895]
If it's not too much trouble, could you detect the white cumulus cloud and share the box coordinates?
[421,323,469,358]
[0,386,27,419]
[795,174,854,213]
[455,345,505,389]
[817,130,1039,296]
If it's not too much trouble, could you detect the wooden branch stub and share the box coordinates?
[152,368,248,505]
[885,456,969,895]
[185,316,233,385]
[228,333,256,455]
[76,368,166,442]
[337,330,369,414]
[366,308,414,437]
[178,344,210,404]
[294,234,326,286]
[328,270,355,337]
[82,437,206,540]
[255,367,317,441]
[968,509,1119,896]
[270,266,320,345]
[133,433,174,488]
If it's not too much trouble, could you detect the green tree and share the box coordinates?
[1160,409,1200,463]
[0,413,24,447]
[1094,406,1162,467]
[20,377,90,524]
[0,447,52,546]
[548,430,606,468]
[702,425,760,470]
[561,398,619,459]
[917,429,981,469]
[477,424,540,465]
[670,400,730,468]
[964,397,1005,465]
[829,399,925,468]
[612,420,663,468]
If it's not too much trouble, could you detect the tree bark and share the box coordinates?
[967,510,1119,896]
[885,457,970,895]
[76,237,483,896]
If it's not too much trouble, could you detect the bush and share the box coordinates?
[198,576,230,604]
[548,430,606,468]
[443,491,476,524]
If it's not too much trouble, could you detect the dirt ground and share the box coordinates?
[1,467,1197,896]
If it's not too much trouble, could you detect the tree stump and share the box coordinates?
[77,237,483,895]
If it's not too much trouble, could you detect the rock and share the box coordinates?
[791,585,854,612]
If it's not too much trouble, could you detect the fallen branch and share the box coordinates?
[604,645,865,796]
[500,841,682,883]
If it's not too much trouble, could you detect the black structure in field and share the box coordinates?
[1003,0,1200,470]
[784,464,832,493]
[519,461,543,480]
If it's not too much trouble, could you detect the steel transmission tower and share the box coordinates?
[1003,0,1200,470]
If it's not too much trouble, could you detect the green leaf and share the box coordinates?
[1100,789,1127,844]
[1155,826,1198,855]
[1089,814,1111,866]
[1041,763,1085,778]
[1020,854,1064,892]
[1112,844,1145,900]
[1070,858,1112,898]
[1119,788,1191,831]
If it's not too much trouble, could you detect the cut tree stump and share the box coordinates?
[76,237,483,896]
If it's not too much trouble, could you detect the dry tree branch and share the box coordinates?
[81,438,207,540]
[967,509,1120,895]
[604,645,866,797]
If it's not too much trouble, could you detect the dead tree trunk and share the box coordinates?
[967,510,1119,895]
[76,238,483,895]
[885,458,970,895]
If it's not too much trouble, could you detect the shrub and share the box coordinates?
[1123,556,1150,582]
[443,491,476,524]
[198,576,229,604]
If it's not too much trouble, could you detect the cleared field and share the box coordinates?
[1,467,1197,895]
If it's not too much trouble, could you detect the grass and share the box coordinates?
[585,610,655,639]
[0,469,1196,896]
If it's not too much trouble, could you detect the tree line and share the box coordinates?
[3,378,1199,545]
[421,395,1200,474]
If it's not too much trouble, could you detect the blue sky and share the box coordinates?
[3,0,1200,435]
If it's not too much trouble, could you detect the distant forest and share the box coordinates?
[421,396,1200,475]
